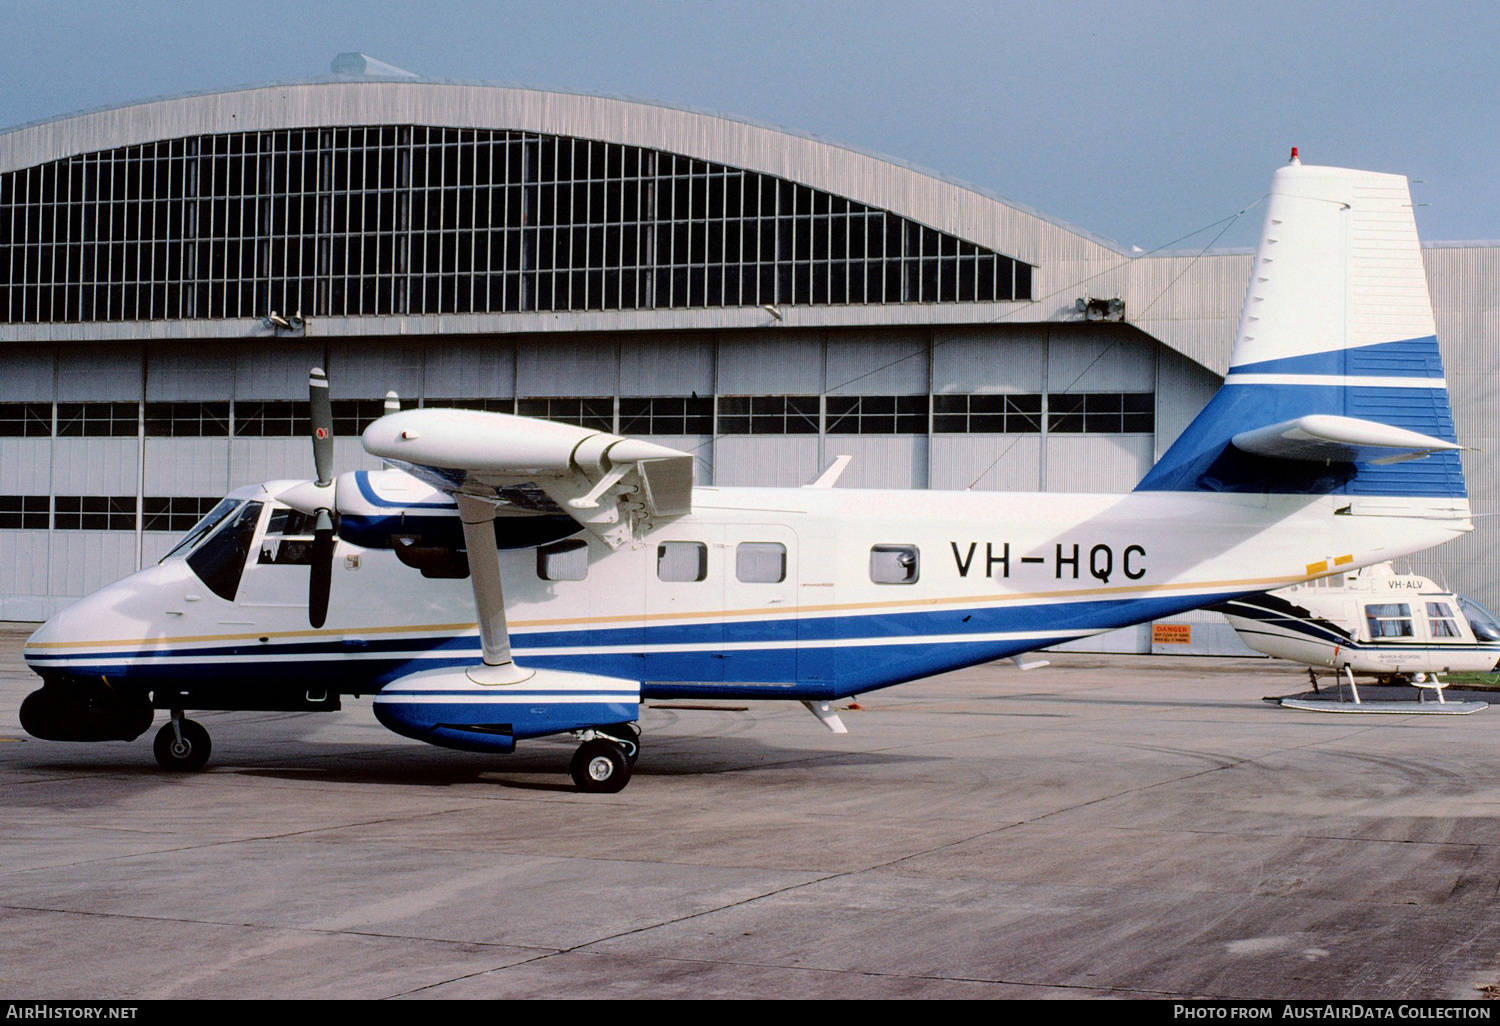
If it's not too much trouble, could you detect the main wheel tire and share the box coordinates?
[570,739,631,794]
[153,719,212,772]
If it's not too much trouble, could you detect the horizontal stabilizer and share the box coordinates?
[1231,415,1462,465]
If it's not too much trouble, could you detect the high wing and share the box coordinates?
[360,407,693,692]
[363,408,694,550]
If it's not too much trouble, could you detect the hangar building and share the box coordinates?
[1,71,1496,652]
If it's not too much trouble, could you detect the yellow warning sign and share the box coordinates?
[1152,623,1192,645]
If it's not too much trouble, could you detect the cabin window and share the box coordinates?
[736,542,787,583]
[1427,602,1461,638]
[1365,603,1414,639]
[538,538,589,581]
[186,501,263,601]
[657,541,707,582]
[870,544,919,585]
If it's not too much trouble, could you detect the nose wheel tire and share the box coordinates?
[570,739,631,793]
[153,719,212,772]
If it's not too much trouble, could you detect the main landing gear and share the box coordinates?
[569,722,640,794]
[153,711,212,772]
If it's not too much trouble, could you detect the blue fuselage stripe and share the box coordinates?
[26,589,1252,699]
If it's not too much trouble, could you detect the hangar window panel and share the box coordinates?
[717,395,818,435]
[0,402,53,437]
[618,396,714,435]
[826,395,929,434]
[2,126,1034,323]
[331,399,399,437]
[421,398,515,414]
[0,495,50,530]
[143,496,224,533]
[1047,393,1154,434]
[55,401,138,437]
[144,401,230,437]
[233,401,310,437]
[53,495,136,531]
[932,394,1043,434]
[516,397,614,432]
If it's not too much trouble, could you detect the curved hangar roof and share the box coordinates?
[0,81,1243,371]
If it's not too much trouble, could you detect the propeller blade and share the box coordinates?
[308,510,336,629]
[309,368,334,487]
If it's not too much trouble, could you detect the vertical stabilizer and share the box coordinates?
[1229,161,1436,372]
[1136,158,1464,501]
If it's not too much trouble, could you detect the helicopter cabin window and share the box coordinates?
[538,538,589,581]
[1427,602,1462,638]
[1365,603,1414,639]
[258,508,319,565]
[657,541,708,583]
[870,544,919,585]
[736,542,787,583]
[186,501,263,601]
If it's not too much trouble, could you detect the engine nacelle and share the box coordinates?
[372,666,640,754]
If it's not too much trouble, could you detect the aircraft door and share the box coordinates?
[721,526,799,685]
[645,527,725,683]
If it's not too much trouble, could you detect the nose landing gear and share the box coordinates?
[153,712,211,772]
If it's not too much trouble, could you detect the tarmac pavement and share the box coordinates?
[4,622,1500,1000]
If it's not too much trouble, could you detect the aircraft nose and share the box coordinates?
[24,588,112,660]
[24,560,194,662]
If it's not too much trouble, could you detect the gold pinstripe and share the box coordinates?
[25,569,1312,652]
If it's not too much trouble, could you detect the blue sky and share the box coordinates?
[2,0,1495,250]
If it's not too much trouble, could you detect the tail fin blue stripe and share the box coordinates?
[1227,336,1444,378]
[1138,332,1462,496]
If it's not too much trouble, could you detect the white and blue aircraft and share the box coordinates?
[18,156,1473,791]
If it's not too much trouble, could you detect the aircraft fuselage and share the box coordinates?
[23,479,1470,705]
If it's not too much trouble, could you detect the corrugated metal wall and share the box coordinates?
[0,322,1196,616]
[1404,245,1500,609]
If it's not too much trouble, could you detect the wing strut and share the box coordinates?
[455,494,534,686]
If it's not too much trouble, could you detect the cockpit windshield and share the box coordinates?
[1459,595,1500,643]
[160,497,242,562]
[185,502,264,601]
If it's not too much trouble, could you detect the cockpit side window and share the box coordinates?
[160,497,241,562]
[259,507,319,566]
[186,502,263,601]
